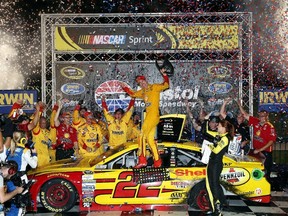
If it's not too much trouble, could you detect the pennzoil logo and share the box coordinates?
[61,67,85,79]
[208,81,233,94]
[207,65,231,78]
[221,168,250,186]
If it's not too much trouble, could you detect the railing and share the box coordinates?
[273,140,288,164]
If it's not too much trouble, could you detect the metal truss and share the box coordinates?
[41,12,253,115]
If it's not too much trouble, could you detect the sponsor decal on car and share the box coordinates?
[221,168,250,185]
[60,66,86,79]
[47,173,70,178]
[171,181,191,188]
[175,168,206,177]
[170,192,183,199]
[255,188,262,195]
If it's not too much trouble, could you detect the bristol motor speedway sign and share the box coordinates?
[55,61,241,114]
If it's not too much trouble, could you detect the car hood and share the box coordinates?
[28,156,94,175]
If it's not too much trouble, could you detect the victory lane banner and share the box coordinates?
[0,90,38,114]
[54,24,239,51]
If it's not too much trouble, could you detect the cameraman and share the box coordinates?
[0,161,24,215]
[5,131,37,216]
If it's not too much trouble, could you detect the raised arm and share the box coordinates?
[236,99,250,120]
[54,100,63,127]
[220,97,232,119]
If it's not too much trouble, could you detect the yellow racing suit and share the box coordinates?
[123,75,169,161]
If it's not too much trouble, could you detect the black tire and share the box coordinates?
[40,178,78,212]
[187,180,210,211]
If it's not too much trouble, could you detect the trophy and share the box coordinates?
[155,55,174,77]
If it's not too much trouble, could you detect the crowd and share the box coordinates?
[0,77,277,216]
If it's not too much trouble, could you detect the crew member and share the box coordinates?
[32,116,52,167]
[237,100,277,179]
[53,100,79,160]
[101,96,135,150]
[77,111,103,156]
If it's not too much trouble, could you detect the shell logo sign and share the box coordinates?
[221,167,250,186]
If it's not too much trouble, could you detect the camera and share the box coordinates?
[8,173,35,208]
[25,140,35,149]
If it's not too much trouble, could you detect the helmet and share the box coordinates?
[155,56,174,77]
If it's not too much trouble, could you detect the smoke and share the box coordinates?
[0,31,25,89]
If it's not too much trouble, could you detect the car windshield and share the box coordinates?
[88,145,126,167]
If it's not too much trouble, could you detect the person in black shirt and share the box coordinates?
[220,98,250,155]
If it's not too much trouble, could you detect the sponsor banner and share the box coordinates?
[54,24,239,51]
[258,87,288,113]
[55,61,241,114]
[0,90,38,114]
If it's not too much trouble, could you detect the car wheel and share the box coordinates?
[40,178,77,212]
[187,180,210,210]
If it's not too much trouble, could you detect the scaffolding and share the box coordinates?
[41,12,253,115]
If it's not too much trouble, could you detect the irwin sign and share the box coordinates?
[0,90,38,114]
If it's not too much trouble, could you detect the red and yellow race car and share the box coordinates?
[27,114,270,213]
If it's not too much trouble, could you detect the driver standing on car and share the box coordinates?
[122,68,169,168]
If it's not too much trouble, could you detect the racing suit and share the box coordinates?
[123,74,169,167]
[205,130,230,214]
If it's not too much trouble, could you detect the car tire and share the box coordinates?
[40,178,78,212]
[187,180,210,210]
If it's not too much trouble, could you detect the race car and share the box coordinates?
[27,114,270,213]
